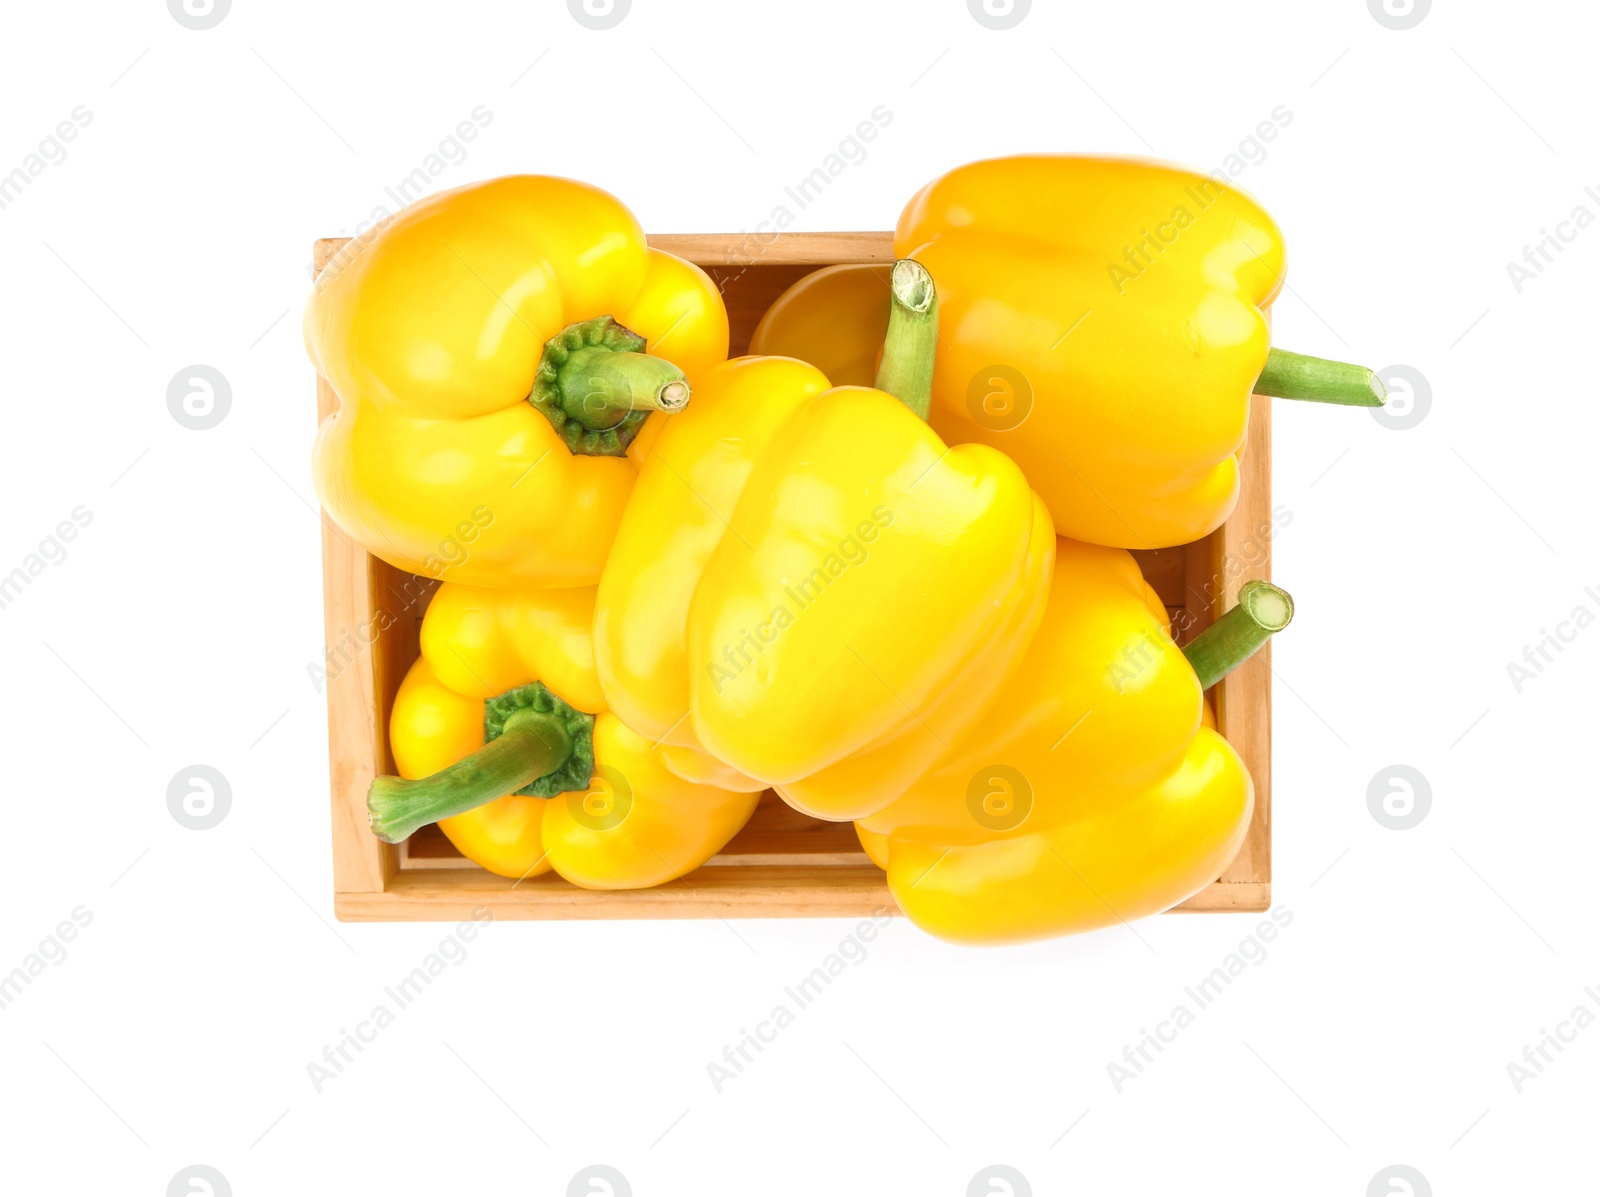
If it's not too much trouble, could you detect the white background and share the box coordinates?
[1,0,1594,1193]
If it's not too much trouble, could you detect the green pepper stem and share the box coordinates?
[1255,348,1386,407]
[559,347,689,427]
[1183,581,1294,690]
[530,316,690,456]
[367,708,574,844]
[874,259,939,421]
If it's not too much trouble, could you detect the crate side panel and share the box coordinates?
[1213,395,1272,894]
[338,864,898,922]
[707,793,871,865]
[710,263,820,357]
[1129,547,1187,609]
[647,231,894,268]
[316,392,395,892]
[320,516,393,892]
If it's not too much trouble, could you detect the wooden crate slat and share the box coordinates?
[336,870,1266,922]
[647,230,895,267]
[1213,395,1273,890]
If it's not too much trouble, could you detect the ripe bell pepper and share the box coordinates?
[854,540,1292,945]
[749,155,1383,549]
[594,260,1055,818]
[366,582,759,888]
[306,175,729,590]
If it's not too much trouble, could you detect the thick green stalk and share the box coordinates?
[368,708,574,844]
[1255,348,1386,407]
[530,315,690,455]
[558,346,689,426]
[874,259,939,421]
[1183,581,1295,690]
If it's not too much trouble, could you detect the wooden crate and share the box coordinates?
[316,232,1272,922]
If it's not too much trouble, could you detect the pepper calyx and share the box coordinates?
[365,681,596,844]
[485,682,596,798]
[529,315,690,456]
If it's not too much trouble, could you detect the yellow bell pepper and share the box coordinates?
[367,582,759,888]
[306,175,729,590]
[855,540,1291,944]
[748,262,893,389]
[750,155,1383,549]
[595,261,1055,818]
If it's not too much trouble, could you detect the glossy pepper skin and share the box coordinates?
[592,355,830,794]
[693,379,1054,820]
[752,157,1292,548]
[387,582,759,887]
[897,155,1287,548]
[594,337,1056,819]
[748,263,893,388]
[306,175,728,590]
[854,539,1253,945]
